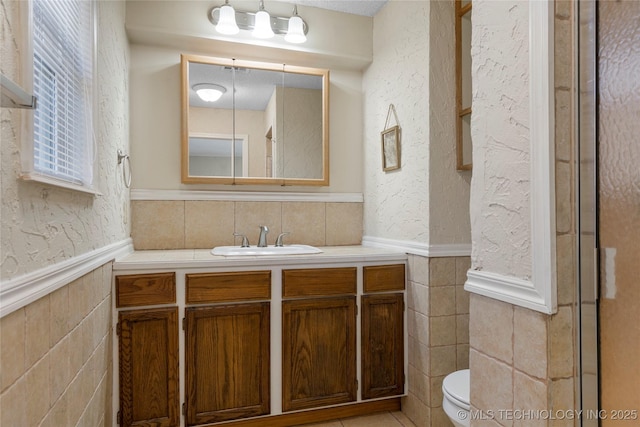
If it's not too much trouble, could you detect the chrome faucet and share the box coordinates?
[257,225,269,247]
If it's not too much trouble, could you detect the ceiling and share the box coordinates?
[275,0,388,17]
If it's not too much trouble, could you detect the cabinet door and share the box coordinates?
[361,293,404,399]
[185,303,270,425]
[118,307,180,427]
[282,296,357,411]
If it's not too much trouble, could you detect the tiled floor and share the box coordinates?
[296,411,417,427]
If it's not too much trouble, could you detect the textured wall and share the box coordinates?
[363,0,430,243]
[363,0,470,246]
[0,0,130,280]
[469,0,531,278]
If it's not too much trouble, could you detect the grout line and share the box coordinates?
[389,410,413,426]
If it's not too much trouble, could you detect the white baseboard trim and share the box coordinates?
[362,235,471,257]
[464,269,553,314]
[130,189,364,203]
[0,238,134,318]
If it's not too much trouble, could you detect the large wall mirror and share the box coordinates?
[181,54,329,185]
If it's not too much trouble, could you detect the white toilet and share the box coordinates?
[442,369,470,427]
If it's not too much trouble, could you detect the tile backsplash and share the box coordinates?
[131,200,363,250]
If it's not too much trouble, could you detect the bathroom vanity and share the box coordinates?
[112,246,407,427]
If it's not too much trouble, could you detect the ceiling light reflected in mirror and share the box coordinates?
[193,83,227,103]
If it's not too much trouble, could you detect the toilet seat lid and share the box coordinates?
[443,369,470,407]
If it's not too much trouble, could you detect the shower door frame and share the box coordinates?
[577,0,599,425]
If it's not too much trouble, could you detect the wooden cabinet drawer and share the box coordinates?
[363,264,405,293]
[282,268,356,298]
[116,273,176,308]
[186,271,271,304]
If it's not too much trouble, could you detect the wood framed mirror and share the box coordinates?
[456,0,472,171]
[181,54,329,185]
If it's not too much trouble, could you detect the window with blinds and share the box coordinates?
[30,0,95,188]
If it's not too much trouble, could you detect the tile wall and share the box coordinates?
[403,255,471,427]
[468,2,578,426]
[131,200,363,250]
[0,263,113,427]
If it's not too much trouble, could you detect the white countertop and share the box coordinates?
[113,245,408,271]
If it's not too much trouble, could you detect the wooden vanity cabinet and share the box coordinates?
[361,265,405,400]
[184,271,271,426]
[114,258,407,426]
[282,268,358,412]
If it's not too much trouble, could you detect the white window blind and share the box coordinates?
[30,0,95,188]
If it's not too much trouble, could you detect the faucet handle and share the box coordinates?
[275,232,290,247]
[233,232,250,248]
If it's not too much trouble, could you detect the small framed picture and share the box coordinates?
[381,125,400,171]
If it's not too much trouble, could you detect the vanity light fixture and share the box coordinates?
[193,83,226,102]
[215,0,239,35]
[209,1,308,43]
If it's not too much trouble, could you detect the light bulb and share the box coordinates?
[216,4,239,35]
[285,15,306,43]
[252,9,274,39]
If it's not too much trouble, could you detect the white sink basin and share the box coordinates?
[211,244,323,256]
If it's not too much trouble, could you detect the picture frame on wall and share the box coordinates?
[381,125,400,171]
